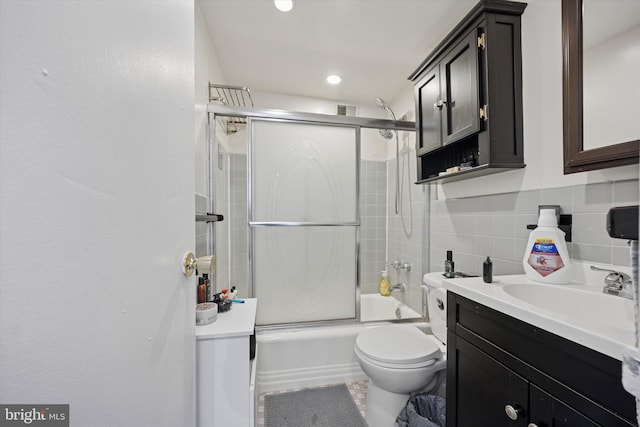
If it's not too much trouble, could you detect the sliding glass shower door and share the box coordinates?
[249,119,359,325]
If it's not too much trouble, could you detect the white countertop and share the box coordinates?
[196,298,257,340]
[442,273,635,361]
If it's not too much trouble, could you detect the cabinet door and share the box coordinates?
[452,338,529,426]
[414,64,442,155]
[441,30,481,145]
[529,385,602,427]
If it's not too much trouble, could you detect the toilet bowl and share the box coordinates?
[355,274,448,427]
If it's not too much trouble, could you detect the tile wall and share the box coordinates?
[359,160,387,293]
[429,179,639,277]
[229,154,248,295]
[195,193,209,257]
[386,149,426,315]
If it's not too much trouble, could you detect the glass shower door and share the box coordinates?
[249,119,359,325]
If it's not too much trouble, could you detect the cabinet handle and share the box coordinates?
[433,99,446,110]
[528,424,538,427]
[504,405,523,421]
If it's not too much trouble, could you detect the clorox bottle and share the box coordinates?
[523,209,571,284]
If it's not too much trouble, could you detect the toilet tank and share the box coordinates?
[423,273,447,344]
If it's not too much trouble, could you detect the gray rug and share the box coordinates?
[264,383,367,427]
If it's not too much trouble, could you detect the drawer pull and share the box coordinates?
[504,404,523,421]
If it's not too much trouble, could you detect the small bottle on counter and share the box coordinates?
[444,250,455,278]
[203,274,211,302]
[483,256,493,283]
[197,277,207,304]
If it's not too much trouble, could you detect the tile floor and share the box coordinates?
[256,380,369,427]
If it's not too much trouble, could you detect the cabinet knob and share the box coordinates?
[528,424,539,427]
[504,404,523,421]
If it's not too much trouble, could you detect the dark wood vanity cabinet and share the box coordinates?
[447,292,637,427]
[410,0,526,183]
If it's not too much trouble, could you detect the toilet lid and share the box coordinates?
[356,325,441,366]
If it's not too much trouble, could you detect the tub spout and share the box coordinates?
[390,283,406,292]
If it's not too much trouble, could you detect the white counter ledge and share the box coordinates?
[196,298,257,340]
[442,273,635,361]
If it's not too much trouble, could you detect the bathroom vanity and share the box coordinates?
[443,272,637,427]
[196,299,257,427]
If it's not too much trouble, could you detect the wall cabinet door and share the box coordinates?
[441,30,481,146]
[415,65,442,155]
[453,337,529,426]
[410,0,526,183]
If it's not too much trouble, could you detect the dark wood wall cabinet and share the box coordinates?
[447,292,637,427]
[409,0,527,184]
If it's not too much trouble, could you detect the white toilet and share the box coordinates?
[355,273,448,427]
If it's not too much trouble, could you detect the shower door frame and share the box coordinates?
[207,104,416,329]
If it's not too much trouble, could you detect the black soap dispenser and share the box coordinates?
[444,250,455,278]
[483,257,493,283]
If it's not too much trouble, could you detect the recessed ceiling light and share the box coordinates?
[326,74,342,85]
[274,0,293,12]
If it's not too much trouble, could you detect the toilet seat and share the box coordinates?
[355,326,442,369]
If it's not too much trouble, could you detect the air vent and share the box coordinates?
[337,104,357,116]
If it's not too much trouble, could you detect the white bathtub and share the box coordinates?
[360,293,422,322]
[256,294,426,393]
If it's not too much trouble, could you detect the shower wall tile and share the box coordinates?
[386,151,424,315]
[360,160,387,290]
[229,154,249,295]
[195,193,209,257]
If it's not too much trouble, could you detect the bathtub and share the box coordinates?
[360,293,422,322]
[256,294,426,393]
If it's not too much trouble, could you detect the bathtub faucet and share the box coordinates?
[390,283,406,292]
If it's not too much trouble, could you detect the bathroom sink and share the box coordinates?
[502,283,634,343]
[441,262,636,360]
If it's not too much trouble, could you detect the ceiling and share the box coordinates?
[197,0,479,105]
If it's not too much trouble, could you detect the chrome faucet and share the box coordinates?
[590,265,633,299]
[390,283,407,292]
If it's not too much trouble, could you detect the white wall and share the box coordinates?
[435,0,638,200]
[0,2,196,425]
[195,1,228,195]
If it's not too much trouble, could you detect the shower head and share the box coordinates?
[375,97,397,120]
[378,129,394,139]
[375,97,397,139]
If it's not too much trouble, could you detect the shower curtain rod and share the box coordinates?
[207,104,415,132]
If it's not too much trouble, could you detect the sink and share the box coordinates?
[441,262,636,360]
[503,284,635,341]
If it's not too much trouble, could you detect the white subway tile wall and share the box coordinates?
[386,150,426,316]
[429,179,639,276]
[359,160,387,293]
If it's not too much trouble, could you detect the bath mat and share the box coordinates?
[264,383,367,427]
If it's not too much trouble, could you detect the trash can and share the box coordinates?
[395,394,445,427]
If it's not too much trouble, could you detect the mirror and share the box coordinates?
[562,0,639,174]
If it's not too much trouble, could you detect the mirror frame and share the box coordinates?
[562,0,639,174]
